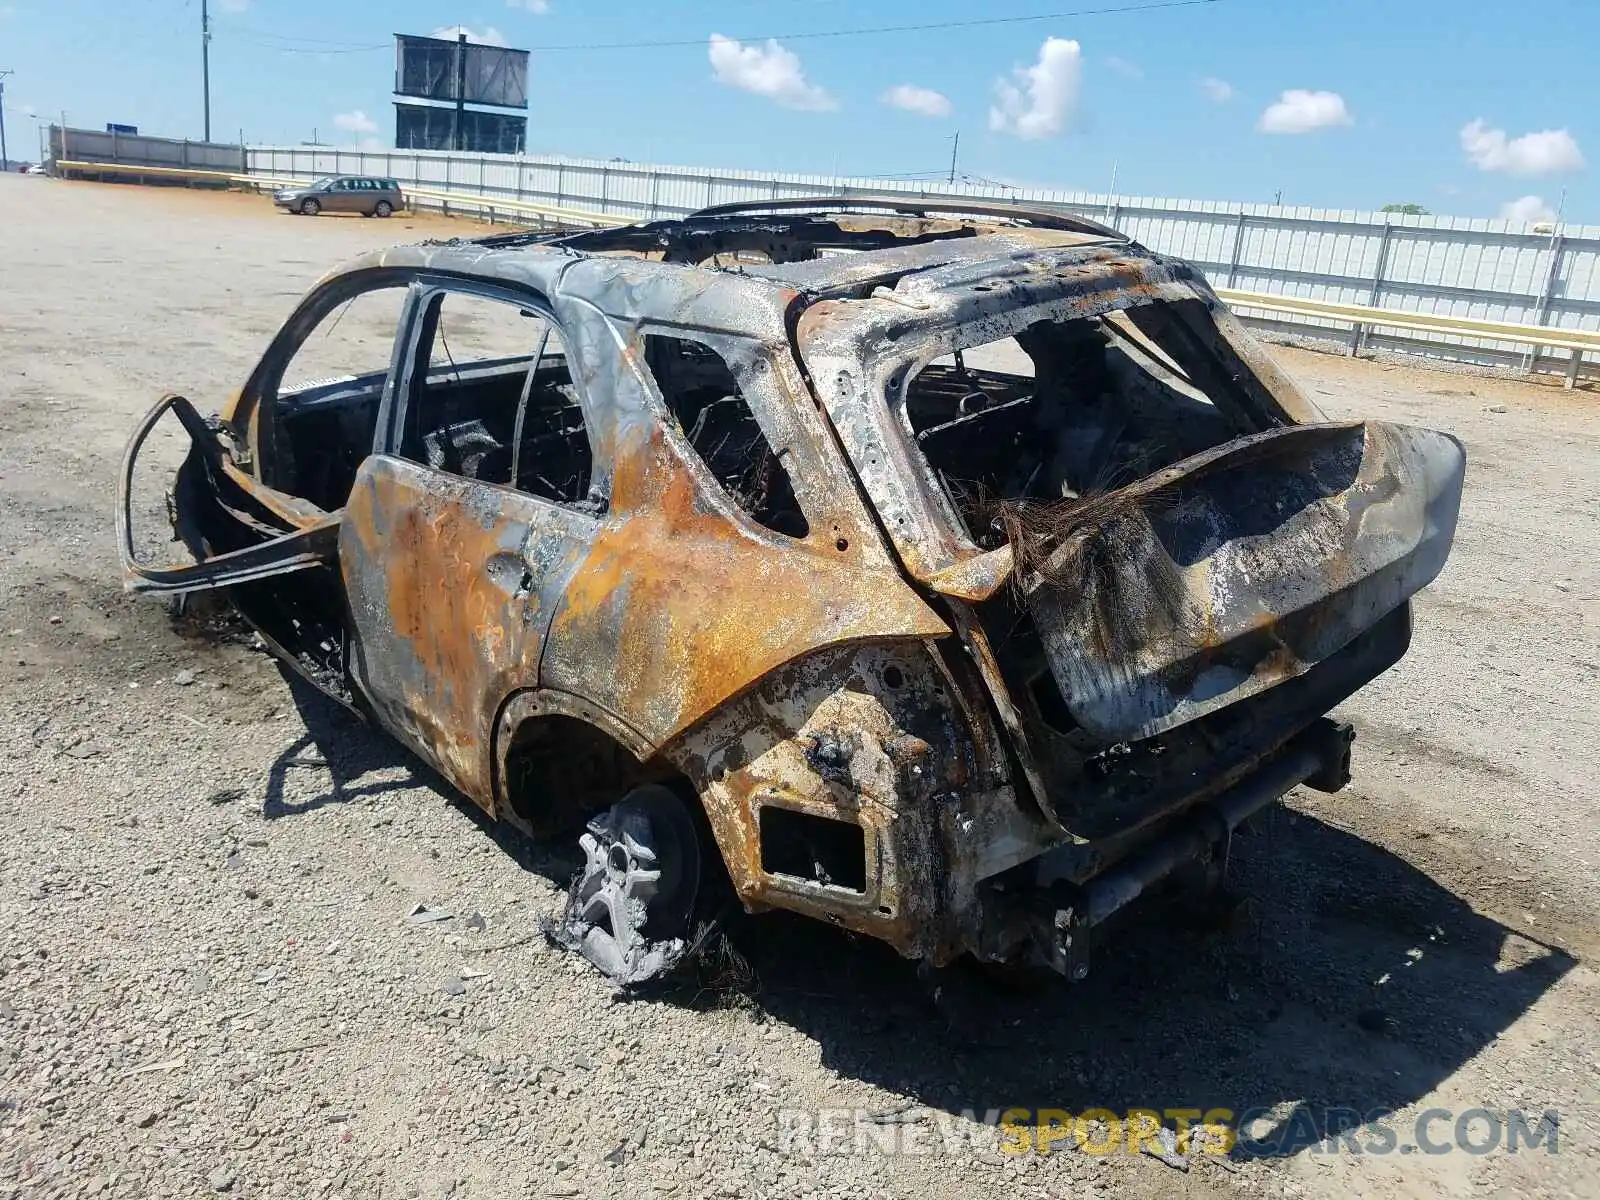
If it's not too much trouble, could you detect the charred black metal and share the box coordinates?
[994,718,1354,981]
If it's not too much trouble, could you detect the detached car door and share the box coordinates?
[339,281,605,806]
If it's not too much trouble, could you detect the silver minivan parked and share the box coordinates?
[273,175,403,218]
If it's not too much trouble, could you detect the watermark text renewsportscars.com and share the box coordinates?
[775,1106,1562,1158]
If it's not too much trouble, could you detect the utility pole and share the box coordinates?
[0,71,12,171]
[454,32,468,151]
[947,131,959,186]
[201,0,212,142]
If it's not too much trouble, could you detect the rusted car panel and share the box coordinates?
[340,455,601,806]
[541,418,950,752]
[667,638,1063,964]
[118,198,1465,986]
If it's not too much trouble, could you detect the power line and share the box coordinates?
[532,0,1224,51]
[229,23,392,52]
[233,25,389,47]
[227,0,1223,57]
[228,31,390,54]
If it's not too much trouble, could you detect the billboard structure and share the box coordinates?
[394,104,526,155]
[393,33,530,153]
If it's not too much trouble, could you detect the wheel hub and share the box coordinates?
[548,786,703,986]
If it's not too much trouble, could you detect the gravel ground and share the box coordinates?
[1,175,1597,1200]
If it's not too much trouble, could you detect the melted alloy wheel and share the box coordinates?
[549,784,704,987]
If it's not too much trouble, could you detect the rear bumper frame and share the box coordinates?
[989,717,1354,980]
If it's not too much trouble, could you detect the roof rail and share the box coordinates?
[689,194,1127,241]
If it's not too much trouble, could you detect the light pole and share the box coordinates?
[0,71,13,172]
[201,0,212,142]
[454,32,467,152]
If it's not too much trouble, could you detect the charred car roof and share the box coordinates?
[308,197,1143,315]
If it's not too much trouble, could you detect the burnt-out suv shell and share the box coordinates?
[118,197,1465,985]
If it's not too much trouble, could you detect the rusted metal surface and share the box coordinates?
[539,417,949,752]
[339,456,599,808]
[667,641,1059,964]
[118,197,1465,984]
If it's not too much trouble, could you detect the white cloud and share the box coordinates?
[1200,76,1233,103]
[333,110,378,135]
[1106,55,1143,79]
[881,83,952,119]
[1500,195,1557,224]
[1461,119,1583,176]
[708,34,837,112]
[1257,89,1353,134]
[430,25,508,46]
[506,0,550,10]
[989,37,1083,141]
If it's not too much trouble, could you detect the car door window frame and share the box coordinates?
[122,269,421,596]
[238,267,418,498]
[379,277,606,514]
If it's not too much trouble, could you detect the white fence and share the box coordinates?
[53,126,244,174]
[247,144,1600,382]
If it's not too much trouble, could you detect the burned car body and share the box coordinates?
[118,197,1465,985]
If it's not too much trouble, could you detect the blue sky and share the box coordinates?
[2,0,1595,222]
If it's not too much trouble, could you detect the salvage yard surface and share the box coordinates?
[1,174,1597,1200]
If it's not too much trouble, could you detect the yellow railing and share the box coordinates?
[1217,287,1597,385]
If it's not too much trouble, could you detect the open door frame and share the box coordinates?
[117,393,343,595]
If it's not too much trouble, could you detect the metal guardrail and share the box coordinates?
[53,159,244,185]
[230,168,622,229]
[405,188,621,229]
[43,160,1600,387]
[1218,288,1597,386]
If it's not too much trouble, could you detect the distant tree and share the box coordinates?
[1381,203,1430,215]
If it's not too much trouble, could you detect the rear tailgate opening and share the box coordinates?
[893,299,1464,835]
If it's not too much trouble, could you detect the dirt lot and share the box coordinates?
[1,174,1597,1200]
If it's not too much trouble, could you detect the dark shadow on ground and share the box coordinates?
[251,661,1576,1160]
[262,665,581,887]
[712,803,1577,1161]
[259,670,445,820]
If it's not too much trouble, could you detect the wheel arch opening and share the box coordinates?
[497,706,681,838]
